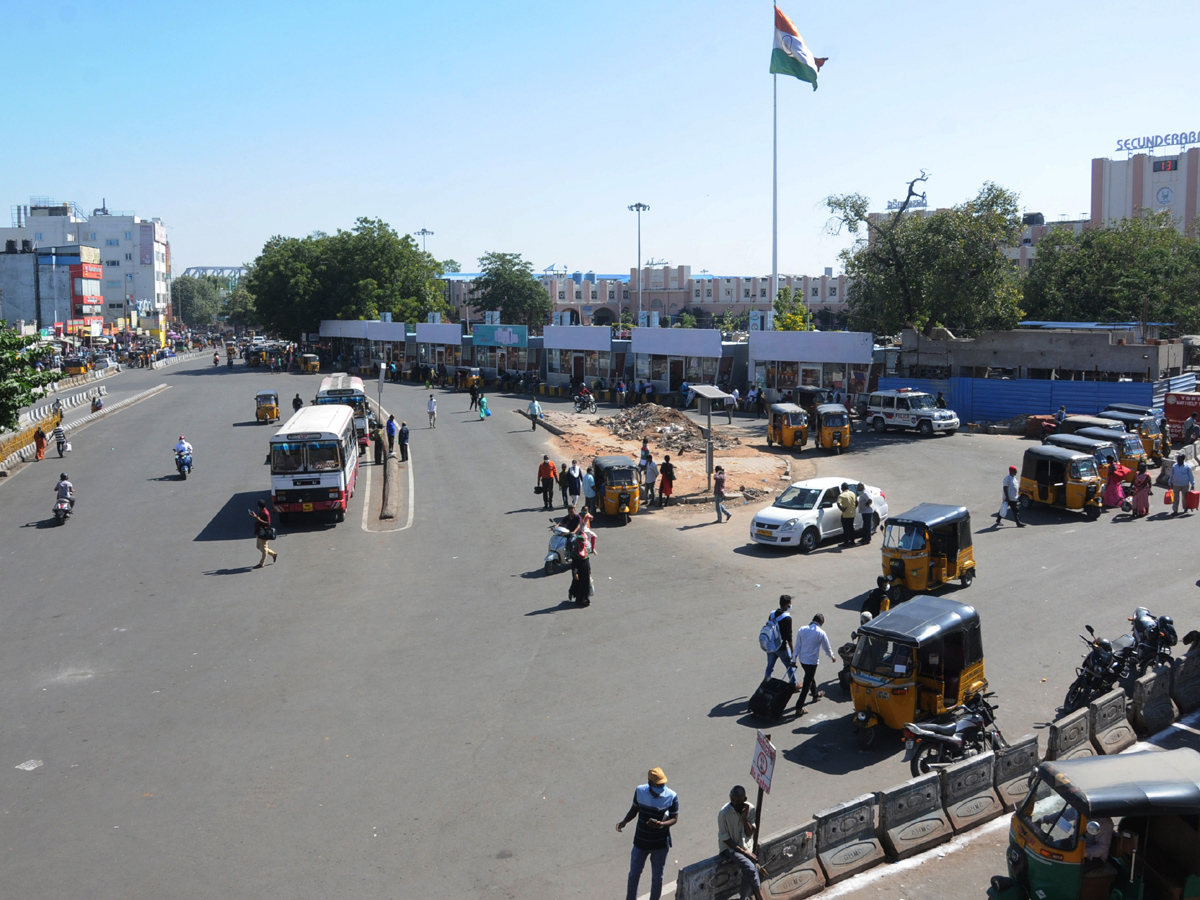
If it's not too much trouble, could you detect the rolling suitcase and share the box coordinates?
[748,677,793,721]
[1186,490,1200,511]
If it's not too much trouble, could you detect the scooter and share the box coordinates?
[902,692,1006,777]
[53,494,73,525]
[545,522,571,575]
[213,353,220,366]
[175,450,193,479]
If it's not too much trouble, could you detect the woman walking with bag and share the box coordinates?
[1130,460,1153,518]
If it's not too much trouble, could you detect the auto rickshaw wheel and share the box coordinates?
[960,568,975,588]
[856,726,876,749]
[623,513,631,525]
[766,434,772,446]
[835,444,842,455]
[891,585,908,604]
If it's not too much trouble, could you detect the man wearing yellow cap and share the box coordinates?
[616,766,678,900]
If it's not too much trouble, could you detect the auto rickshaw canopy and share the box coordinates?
[592,455,639,486]
[1075,427,1144,458]
[1042,433,1119,462]
[1021,445,1097,479]
[256,389,280,405]
[1097,409,1160,434]
[1034,748,1200,817]
[769,402,807,423]
[1060,415,1125,433]
[888,503,973,549]
[857,593,981,646]
[815,402,849,423]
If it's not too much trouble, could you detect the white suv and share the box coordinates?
[860,389,958,436]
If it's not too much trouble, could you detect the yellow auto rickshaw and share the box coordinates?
[814,402,851,454]
[988,748,1200,900]
[63,356,90,376]
[766,403,808,450]
[300,353,320,374]
[1017,445,1103,520]
[1075,426,1146,483]
[246,347,266,368]
[882,503,976,602]
[458,367,482,389]
[1041,433,1119,483]
[592,455,642,523]
[255,389,280,424]
[1097,409,1166,463]
[849,594,987,748]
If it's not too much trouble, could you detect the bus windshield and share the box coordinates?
[316,396,366,415]
[271,440,343,474]
[271,442,306,474]
[307,441,342,471]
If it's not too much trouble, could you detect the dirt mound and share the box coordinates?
[597,404,742,453]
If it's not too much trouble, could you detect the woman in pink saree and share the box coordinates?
[1130,460,1153,517]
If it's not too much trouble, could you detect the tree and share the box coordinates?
[472,252,552,330]
[827,176,1025,336]
[171,275,221,328]
[0,324,58,431]
[675,311,697,329]
[441,258,461,273]
[220,284,259,328]
[773,286,815,331]
[243,217,448,337]
[1023,211,1200,334]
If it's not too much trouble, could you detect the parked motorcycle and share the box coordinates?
[573,394,597,414]
[1129,606,1178,675]
[1062,625,1134,712]
[52,496,73,525]
[902,692,1006,777]
[175,450,193,479]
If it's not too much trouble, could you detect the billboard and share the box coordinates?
[472,324,527,348]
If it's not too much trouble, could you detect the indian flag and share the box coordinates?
[770,6,826,90]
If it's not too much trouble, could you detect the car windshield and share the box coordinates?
[852,634,915,676]
[908,394,936,410]
[774,486,822,511]
[1070,459,1098,480]
[883,522,926,550]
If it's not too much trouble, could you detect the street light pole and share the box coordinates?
[415,228,434,253]
[628,203,649,325]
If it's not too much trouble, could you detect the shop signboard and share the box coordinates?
[472,324,528,348]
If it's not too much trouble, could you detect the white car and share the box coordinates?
[750,476,889,553]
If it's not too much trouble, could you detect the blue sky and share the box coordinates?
[4,1,1198,279]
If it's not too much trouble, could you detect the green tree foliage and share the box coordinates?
[828,177,1025,336]
[220,284,259,328]
[171,275,221,327]
[1023,211,1200,333]
[441,258,461,273]
[773,286,815,331]
[243,218,448,337]
[472,252,552,330]
[675,311,697,329]
[0,325,58,432]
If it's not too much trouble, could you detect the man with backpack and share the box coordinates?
[760,595,796,689]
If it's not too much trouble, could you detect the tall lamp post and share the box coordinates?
[415,228,434,252]
[627,202,649,325]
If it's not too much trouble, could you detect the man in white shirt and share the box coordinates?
[994,465,1025,527]
[795,613,835,714]
[527,397,542,431]
[174,435,193,454]
[427,394,437,428]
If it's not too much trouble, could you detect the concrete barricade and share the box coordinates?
[1131,664,1178,735]
[1088,689,1136,755]
[813,793,885,885]
[994,735,1040,811]
[380,454,401,519]
[876,772,952,860]
[939,752,1003,833]
[1171,649,1200,714]
[759,821,824,900]
[1045,706,1094,761]
[674,855,740,900]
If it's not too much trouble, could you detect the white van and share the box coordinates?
[860,388,958,436]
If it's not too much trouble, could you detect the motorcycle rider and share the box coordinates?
[213,351,220,365]
[174,435,194,471]
[55,472,75,509]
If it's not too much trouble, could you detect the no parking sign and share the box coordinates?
[751,730,776,794]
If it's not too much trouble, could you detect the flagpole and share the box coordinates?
[771,71,778,313]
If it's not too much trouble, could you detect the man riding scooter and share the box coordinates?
[53,472,75,523]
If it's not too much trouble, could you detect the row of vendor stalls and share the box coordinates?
[317,320,876,401]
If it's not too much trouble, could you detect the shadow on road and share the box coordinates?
[24,518,64,529]
[202,566,256,576]
[525,600,580,617]
[780,707,906,774]
[146,475,182,482]
[194,491,269,542]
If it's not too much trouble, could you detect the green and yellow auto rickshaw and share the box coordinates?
[766,403,808,450]
[988,748,1200,900]
[849,594,987,749]
[814,402,851,454]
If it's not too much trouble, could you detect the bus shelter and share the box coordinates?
[748,331,874,405]
[468,324,540,382]
[543,325,622,390]
[631,327,739,394]
[416,322,464,378]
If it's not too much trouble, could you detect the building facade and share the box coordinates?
[1091,148,1200,231]
[0,242,103,335]
[0,199,171,328]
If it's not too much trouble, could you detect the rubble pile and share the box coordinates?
[597,404,742,454]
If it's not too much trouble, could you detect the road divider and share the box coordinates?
[381,453,401,519]
[877,772,951,860]
[813,794,885,885]
[994,735,1040,810]
[1131,663,1177,735]
[940,752,1002,833]
[1046,705,1094,760]
[1170,650,1200,714]
[1088,688,1136,754]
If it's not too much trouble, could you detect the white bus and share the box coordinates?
[316,372,370,452]
[269,405,359,523]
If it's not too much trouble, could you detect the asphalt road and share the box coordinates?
[1,359,1197,898]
